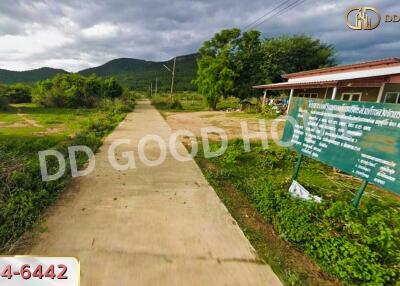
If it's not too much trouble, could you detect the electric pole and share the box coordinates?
[170,57,176,95]
[150,82,153,97]
[163,57,176,99]
[155,77,158,96]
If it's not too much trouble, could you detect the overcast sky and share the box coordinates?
[0,0,399,72]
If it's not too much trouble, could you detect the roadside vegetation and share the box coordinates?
[195,140,400,286]
[150,92,240,112]
[0,74,136,252]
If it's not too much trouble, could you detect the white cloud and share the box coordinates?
[0,27,73,65]
[82,23,121,40]
[0,0,398,72]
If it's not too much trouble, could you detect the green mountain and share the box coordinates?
[79,53,198,91]
[0,67,68,84]
[0,53,198,91]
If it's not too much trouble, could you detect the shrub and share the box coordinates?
[218,96,240,110]
[259,104,278,119]
[0,85,10,109]
[33,74,124,108]
[151,96,183,110]
[103,78,123,98]
[7,84,32,103]
[0,94,9,110]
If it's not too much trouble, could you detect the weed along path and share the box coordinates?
[25,100,282,285]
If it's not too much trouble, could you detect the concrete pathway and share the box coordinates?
[28,100,282,286]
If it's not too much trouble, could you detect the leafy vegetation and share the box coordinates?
[151,92,240,112]
[6,84,32,103]
[0,98,135,252]
[193,29,239,109]
[0,83,32,110]
[0,85,10,110]
[32,74,124,108]
[262,35,336,83]
[196,140,400,286]
[151,96,183,111]
[194,29,336,109]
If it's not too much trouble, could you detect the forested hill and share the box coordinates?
[79,53,198,91]
[0,67,68,84]
[0,53,198,91]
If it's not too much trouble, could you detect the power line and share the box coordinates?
[268,0,308,21]
[242,0,294,31]
[249,0,308,30]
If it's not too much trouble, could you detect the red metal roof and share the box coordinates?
[253,76,387,90]
[283,58,400,79]
[253,80,338,90]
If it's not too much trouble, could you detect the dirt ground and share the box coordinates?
[165,111,286,141]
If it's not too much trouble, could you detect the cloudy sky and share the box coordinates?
[0,0,399,72]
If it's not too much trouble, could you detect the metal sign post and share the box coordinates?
[292,154,303,181]
[351,180,369,208]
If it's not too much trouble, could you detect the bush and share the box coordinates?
[32,74,124,108]
[0,85,10,109]
[0,95,9,110]
[151,96,183,110]
[218,96,240,110]
[103,78,123,98]
[7,84,32,103]
[259,104,278,119]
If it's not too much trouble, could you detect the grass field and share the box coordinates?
[195,140,400,286]
[0,104,104,137]
[0,101,134,252]
[150,92,241,112]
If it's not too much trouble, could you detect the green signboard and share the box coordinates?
[282,98,400,195]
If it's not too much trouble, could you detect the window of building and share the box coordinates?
[341,93,362,101]
[384,92,400,104]
[298,93,318,99]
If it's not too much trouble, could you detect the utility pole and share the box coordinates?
[155,77,158,96]
[170,57,176,95]
[163,57,176,99]
[150,82,153,97]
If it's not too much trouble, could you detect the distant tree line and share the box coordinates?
[194,28,336,109]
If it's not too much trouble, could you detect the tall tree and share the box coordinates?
[261,35,336,83]
[194,29,240,109]
[233,30,264,99]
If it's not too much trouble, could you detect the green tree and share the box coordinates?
[194,29,240,109]
[103,78,123,98]
[261,35,336,83]
[233,30,264,99]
